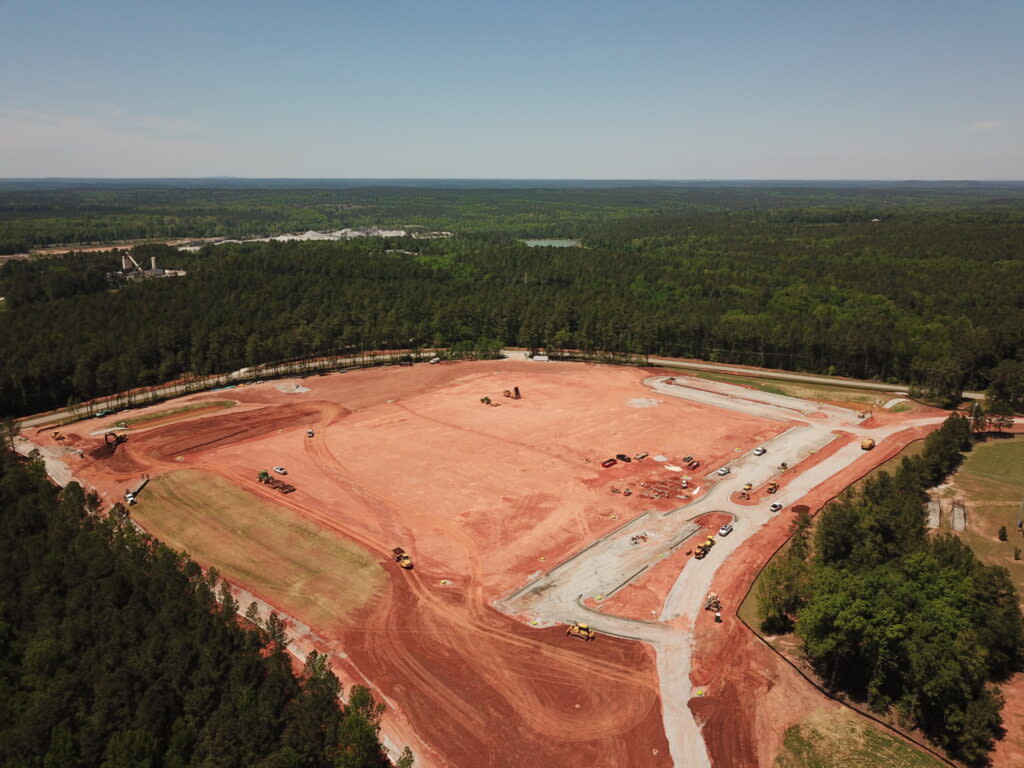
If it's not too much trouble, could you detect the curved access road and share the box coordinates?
[497,374,949,767]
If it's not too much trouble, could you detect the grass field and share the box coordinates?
[695,371,897,407]
[941,435,1024,588]
[132,470,384,627]
[116,400,236,428]
[774,708,946,768]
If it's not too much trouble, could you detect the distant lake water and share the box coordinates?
[519,238,581,248]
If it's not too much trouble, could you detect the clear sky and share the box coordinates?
[1,0,1021,179]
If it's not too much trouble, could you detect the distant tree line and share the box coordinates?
[1,200,1023,417]
[0,452,406,768]
[758,415,1023,764]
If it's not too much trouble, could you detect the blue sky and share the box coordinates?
[1,0,1021,178]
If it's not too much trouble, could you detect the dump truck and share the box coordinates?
[566,621,597,641]
[861,438,876,450]
[392,547,413,569]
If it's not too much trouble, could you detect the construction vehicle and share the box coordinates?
[861,438,876,451]
[704,592,722,611]
[480,396,492,405]
[779,461,789,471]
[105,432,127,448]
[257,470,296,494]
[306,429,314,438]
[503,387,522,399]
[52,430,66,442]
[742,482,753,492]
[694,536,715,559]
[766,481,780,494]
[392,547,413,569]
[566,621,597,641]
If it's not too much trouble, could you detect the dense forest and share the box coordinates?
[758,415,1024,764]
[0,452,404,768]
[2,179,1023,254]
[2,185,1024,416]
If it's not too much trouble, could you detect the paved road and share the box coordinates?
[498,374,948,767]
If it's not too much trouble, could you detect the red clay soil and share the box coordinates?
[689,420,950,767]
[594,513,733,621]
[991,672,1024,768]
[60,361,779,766]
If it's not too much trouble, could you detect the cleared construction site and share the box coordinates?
[23,358,950,768]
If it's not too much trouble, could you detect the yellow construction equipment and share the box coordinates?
[566,621,597,641]
[742,482,753,492]
[392,547,413,569]
[52,430,65,441]
[766,481,780,494]
[694,536,716,559]
[861,438,876,451]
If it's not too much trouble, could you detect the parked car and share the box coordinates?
[601,458,618,468]
[769,502,783,512]
[273,466,288,475]
[716,467,731,476]
[753,446,767,456]
[718,523,734,536]
[688,460,700,470]
[615,453,632,463]
[96,409,114,417]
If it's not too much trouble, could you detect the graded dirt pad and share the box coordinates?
[339,575,672,767]
[64,361,779,766]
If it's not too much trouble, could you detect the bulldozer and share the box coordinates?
[766,481,779,494]
[392,547,413,569]
[566,621,597,641]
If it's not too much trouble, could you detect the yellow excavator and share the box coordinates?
[566,621,597,641]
